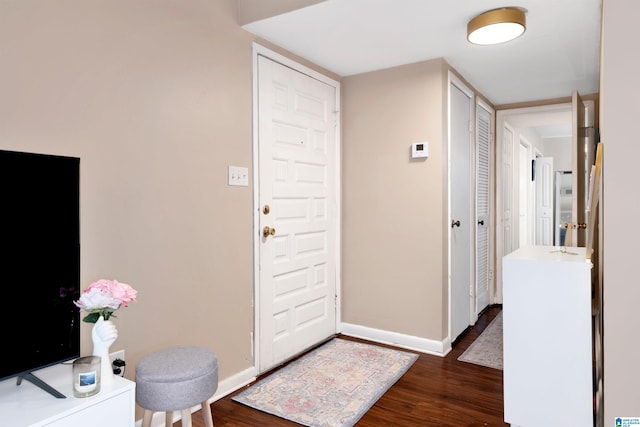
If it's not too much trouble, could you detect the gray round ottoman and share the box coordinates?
[135,346,218,427]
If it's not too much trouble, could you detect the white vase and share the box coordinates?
[91,316,118,387]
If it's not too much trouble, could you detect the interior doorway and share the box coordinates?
[495,94,596,302]
[496,101,572,303]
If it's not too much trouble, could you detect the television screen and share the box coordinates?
[0,149,80,397]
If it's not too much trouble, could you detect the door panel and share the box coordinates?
[450,78,473,342]
[518,140,530,247]
[502,126,514,256]
[495,124,514,304]
[257,55,337,372]
[535,157,554,245]
[476,102,492,316]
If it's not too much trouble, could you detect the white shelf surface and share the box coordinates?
[0,361,135,426]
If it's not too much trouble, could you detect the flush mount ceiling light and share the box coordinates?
[467,7,526,45]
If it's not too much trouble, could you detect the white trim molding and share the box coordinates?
[340,322,450,357]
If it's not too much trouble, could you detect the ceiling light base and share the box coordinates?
[467,7,526,45]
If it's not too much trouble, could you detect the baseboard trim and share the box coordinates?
[212,366,257,401]
[339,322,448,357]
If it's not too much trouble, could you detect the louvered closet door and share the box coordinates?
[476,102,492,316]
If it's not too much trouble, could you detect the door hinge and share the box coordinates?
[578,126,596,138]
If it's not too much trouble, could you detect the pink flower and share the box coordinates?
[90,279,137,307]
[74,279,138,323]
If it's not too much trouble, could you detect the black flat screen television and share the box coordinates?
[0,149,80,398]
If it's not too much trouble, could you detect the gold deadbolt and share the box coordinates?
[263,204,270,215]
[263,226,276,237]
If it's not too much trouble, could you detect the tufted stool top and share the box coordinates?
[136,346,218,412]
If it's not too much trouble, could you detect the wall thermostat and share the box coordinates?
[411,141,429,158]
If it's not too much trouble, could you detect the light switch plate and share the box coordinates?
[228,166,249,186]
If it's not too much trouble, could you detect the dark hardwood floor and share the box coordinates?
[185,305,506,426]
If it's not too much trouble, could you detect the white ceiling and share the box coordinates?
[242,0,602,106]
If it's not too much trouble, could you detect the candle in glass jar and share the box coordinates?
[72,356,101,398]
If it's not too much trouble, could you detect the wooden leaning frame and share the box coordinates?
[586,142,603,260]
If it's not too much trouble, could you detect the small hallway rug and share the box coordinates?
[232,337,419,427]
[457,311,503,370]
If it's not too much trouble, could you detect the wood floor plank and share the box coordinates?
[183,305,506,426]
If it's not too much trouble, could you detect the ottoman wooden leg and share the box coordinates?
[141,409,153,427]
[202,401,214,427]
[180,408,192,427]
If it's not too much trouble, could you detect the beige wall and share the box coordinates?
[341,59,450,340]
[601,0,640,418]
[0,0,257,405]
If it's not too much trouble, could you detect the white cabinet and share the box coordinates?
[503,245,593,427]
[0,362,135,426]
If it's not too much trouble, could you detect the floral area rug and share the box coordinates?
[457,312,503,370]
[232,337,419,427]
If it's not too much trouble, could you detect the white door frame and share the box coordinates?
[251,43,342,372]
[518,136,533,248]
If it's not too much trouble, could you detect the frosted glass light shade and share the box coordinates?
[467,8,526,45]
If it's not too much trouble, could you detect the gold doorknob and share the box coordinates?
[263,226,276,237]
[565,222,587,230]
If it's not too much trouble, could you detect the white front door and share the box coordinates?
[255,49,339,373]
[449,75,473,342]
